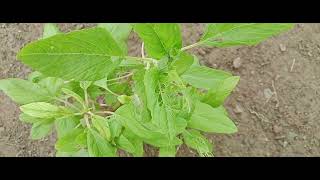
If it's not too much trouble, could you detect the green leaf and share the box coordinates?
[30,119,54,139]
[171,52,194,75]
[182,129,213,157]
[133,23,182,59]
[98,23,132,54]
[202,76,240,107]
[28,71,45,83]
[80,81,92,90]
[91,115,111,141]
[122,129,144,157]
[116,135,136,154]
[144,67,159,116]
[19,113,42,124]
[43,23,61,39]
[181,66,232,89]
[55,116,79,138]
[20,102,67,119]
[55,129,83,153]
[87,129,117,157]
[38,77,65,97]
[0,78,51,104]
[200,23,294,47]
[109,119,123,138]
[159,146,176,157]
[188,101,237,134]
[17,27,124,81]
[56,149,89,157]
[61,88,85,107]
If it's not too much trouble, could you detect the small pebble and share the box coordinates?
[233,57,242,69]
[264,88,273,99]
[234,104,243,114]
[273,125,282,134]
[198,49,206,56]
[279,44,286,52]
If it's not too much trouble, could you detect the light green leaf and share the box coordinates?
[0,78,51,104]
[80,81,92,90]
[171,52,194,75]
[144,67,159,117]
[20,102,68,118]
[61,88,85,107]
[87,129,117,157]
[56,149,89,157]
[202,76,240,107]
[17,27,124,81]
[109,119,123,138]
[30,119,54,139]
[200,23,294,47]
[91,115,111,141]
[28,71,45,83]
[182,129,213,157]
[43,23,61,39]
[55,129,83,153]
[98,23,132,54]
[38,77,65,97]
[19,113,42,124]
[55,116,79,138]
[133,23,182,59]
[181,66,232,89]
[116,135,136,154]
[188,101,237,134]
[159,146,177,157]
[122,129,144,157]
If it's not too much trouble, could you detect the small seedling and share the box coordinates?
[0,23,293,157]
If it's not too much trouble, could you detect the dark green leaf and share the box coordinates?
[158,146,177,157]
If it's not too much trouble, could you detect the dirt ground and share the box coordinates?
[0,23,319,157]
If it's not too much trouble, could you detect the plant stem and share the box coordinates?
[107,72,133,82]
[124,56,158,65]
[181,41,203,51]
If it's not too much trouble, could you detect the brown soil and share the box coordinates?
[0,23,319,157]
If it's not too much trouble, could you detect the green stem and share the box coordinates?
[181,41,203,51]
[124,56,158,65]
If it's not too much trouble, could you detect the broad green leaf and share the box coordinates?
[133,23,182,59]
[109,119,123,138]
[159,146,177,157]
[132,70,147,108]
[38,77,65,97]
[174,117,188,135]
[17,27,124,81]
[20,102,68,119]
[117,95,132,104]
[122,129,144,157]
[114,103,157,139]
[200,23,294,47]
[202,76,240,107]
[144,67,159,117]
[0,78,51,104]
[75,131,87,147]
[19,113,42,124]
[171,52,194,75]
[87,129,117,157]
[91,115,111,141]
[181,66,232,89]
[30,119,54,139]
[188,101,237,134]
[98,23,132,54]
[55,116,79,138]
[43,23,60,39]
[182,129,213,157]
[55,129,83,153]
[116,135,136,154]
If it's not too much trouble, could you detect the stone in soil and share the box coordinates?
[233,57,242,69]
[279,44,286,52]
